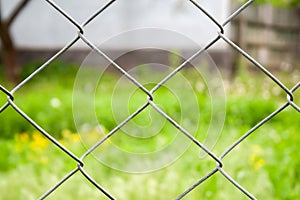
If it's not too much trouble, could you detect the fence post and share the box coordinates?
[230,8,247,79]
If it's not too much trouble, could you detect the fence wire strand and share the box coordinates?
[1,0,299,199]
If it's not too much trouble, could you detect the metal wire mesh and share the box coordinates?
[0,0,299,199]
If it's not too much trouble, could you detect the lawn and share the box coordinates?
[0,61,299,199]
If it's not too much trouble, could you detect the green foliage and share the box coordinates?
[0,61,79,138]
[0,61,299,199]
[237,0,300,7]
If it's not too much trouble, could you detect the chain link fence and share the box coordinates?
[1,0,299,199]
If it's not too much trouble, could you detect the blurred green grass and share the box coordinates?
[0,61,299,199]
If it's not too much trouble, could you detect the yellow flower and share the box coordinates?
[249,145,265,170]
[250,155,265,170]
[69,133,80,142]
[29,131,49,151]
[61,129,80,143]
[58,139,66,146]
[80,126,111,148]
[15,132,29,143]
[14,132,30,153]
[256,158,265,169]
[62,129,72,139]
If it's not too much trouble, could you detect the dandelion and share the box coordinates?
[58,139,66,146]
[29,131,49,151]
[69,133,80,142]
[14,132,30,153]
[15,132,29,143]
[250,155,265,170]
[249,145,265,170]
[62,129,72,139]
[80,125,111,148]
[62,129,80,143]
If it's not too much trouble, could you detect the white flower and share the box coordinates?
[50,98,61,108]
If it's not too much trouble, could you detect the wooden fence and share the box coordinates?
[230,3,300,73]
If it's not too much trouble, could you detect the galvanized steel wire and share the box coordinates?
[0,0,299,199]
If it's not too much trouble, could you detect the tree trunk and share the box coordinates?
[0,22,20,84]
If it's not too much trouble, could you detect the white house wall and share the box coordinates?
[3,0,230,50]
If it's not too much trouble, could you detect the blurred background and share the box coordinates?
[0,0,300,199]
[1,0,299,83]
